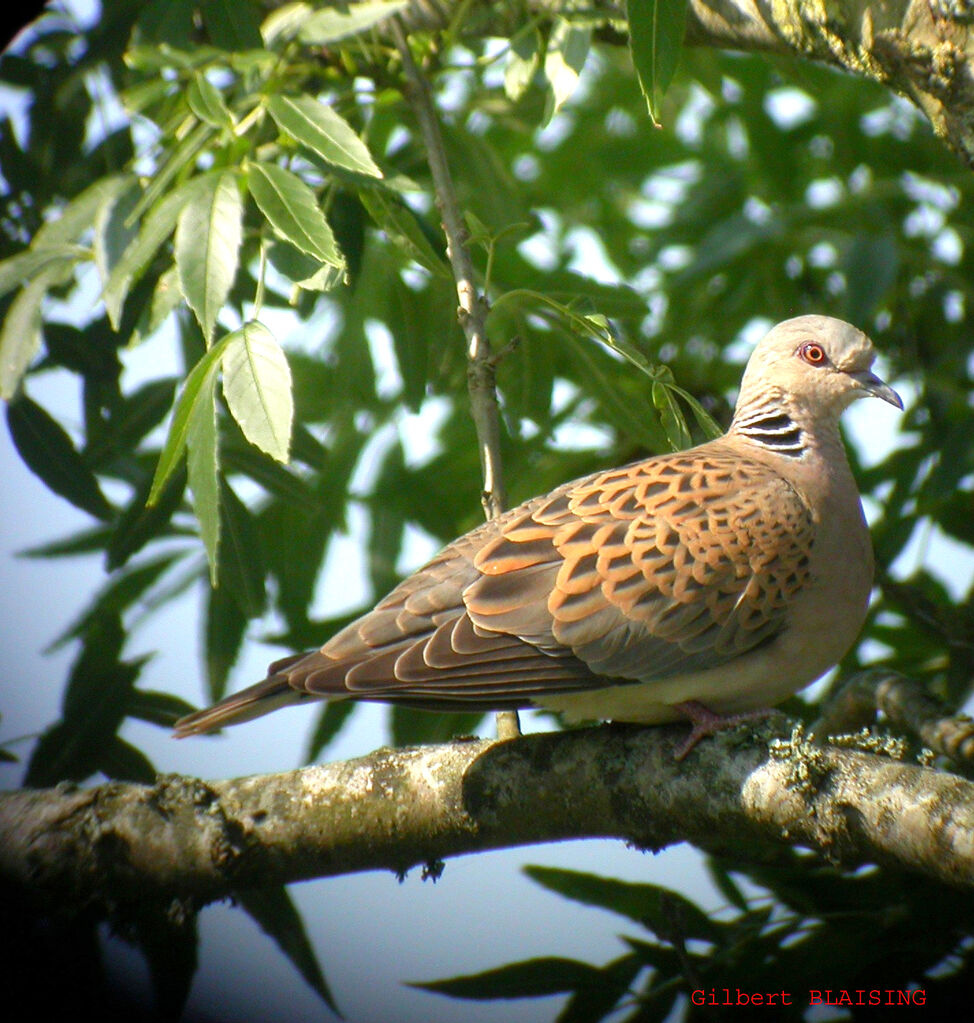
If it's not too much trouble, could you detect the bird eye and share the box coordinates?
[798,342,827,366]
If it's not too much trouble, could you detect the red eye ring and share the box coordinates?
[799,341,827,366]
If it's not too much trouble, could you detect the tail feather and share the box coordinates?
[173,674,315,737]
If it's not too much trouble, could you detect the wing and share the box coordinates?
[283,442,814,704]
[464,444,815,682]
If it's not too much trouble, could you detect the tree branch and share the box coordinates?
[686,0,974,167]
[391,16,508,520]
[392,16,519,738]
[4,722,974,927]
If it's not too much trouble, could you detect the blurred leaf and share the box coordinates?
[187,72,233,129]
[414,956,607,1000]
[200,0,264,49]
[267,94,382,177]
[0,256,81,398]
[358,188,449,277]
[626,0,688,124]
[48,553,181,651]
[543,18,591,122]
[294,0,409,45]
[186,361,220,583]
[237,886,339,1013]
[205,581,249,703]
[98,734,157,783]
[221,320,293,463]
[306,700,357,762]
[505,28,541,103]
[26,615,146,786]
[390,707,486,746]
[524,866,723,943]
[6,395,113,520]
[217,475,267,618]
[127,688,198,728]
[107,463,187,571]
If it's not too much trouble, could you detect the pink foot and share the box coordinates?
[671,700,771,760]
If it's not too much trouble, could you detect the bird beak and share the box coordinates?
[849,369,903,409]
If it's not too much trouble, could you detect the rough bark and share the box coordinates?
[3,721,973,928]
[685,1,974,166]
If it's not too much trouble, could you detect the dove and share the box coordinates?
[174,315,902,755]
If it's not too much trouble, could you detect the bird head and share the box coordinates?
[735,315,903,419]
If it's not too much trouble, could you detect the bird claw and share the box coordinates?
[671,700,772,760]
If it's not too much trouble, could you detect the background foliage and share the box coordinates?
[2,1,973,1019]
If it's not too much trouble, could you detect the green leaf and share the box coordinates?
[93,176,142,294]
[0,243,89,302]
[246,161,345,268]
[103,172,216,329]
[0,257,79,399]
[626,0,688,124]
[107,463,188,571]
[651,380,692,450]
[216,475,267,618]
[359,189,449,277]
[237,886,339,1014]
[187,72,234,128]
[222,320,293,462]
[126,688,198,728]
[98,734,157,783]
[205,580,248,702]
[525,866,723,943]
[306,700,357,761]
[413,957,603,1000]
[543,18,591,121]
[175,170,243,343]
[505,28,542,103]
[267,94,382,177]
[186,363,221,583]
[295,0,409,44]
[148,333,231,505]
[25,616,145,786]
[200,0,264,49]
[48,554,181,651]
[6,395,113,520]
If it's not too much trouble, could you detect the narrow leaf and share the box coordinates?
[187,72,233,129]
[626,0,688,124]
[175,170,243,343]
[103,173,215,329]
[0,258,80,398]
[205,581,248,702]
[267,94,382,177]
[237,886,339,1013]
[6,396,113,520]
[148,334,230,504]
[543,18,591,121]
[652,380,692,450]
[296,0,409,44]
[247,161,344,268]
[0,243,88,302]
[222,320,293,462]
[525,866,722,943]
[216,476,267,618]
[186,368,221,583]
[413,957,601,999]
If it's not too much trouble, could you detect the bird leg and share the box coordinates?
[671,700,771,760]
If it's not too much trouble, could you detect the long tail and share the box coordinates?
[173,668,315,738]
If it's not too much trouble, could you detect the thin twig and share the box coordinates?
[391,18,519,738]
